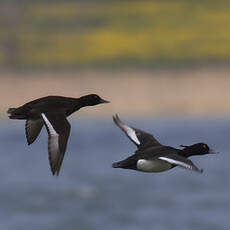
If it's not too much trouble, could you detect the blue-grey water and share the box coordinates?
[0,117,229,230]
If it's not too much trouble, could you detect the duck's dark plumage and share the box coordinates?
[112,114,216,174]
[113,114,161,149]
[8,94,109,175]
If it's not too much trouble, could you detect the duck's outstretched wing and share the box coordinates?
[113,114,161,150]
[158,154,203,173]
[41,112,71,176]
[25,119,44,145]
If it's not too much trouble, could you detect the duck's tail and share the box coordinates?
[112,161,122,168]
[7,107,27,119]
[112,157,137,170]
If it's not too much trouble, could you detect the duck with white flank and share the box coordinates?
[112,114,216,173]
[8,94,109,175]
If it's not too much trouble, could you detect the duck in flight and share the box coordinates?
[8,94,109,175]
[112,114,216,173]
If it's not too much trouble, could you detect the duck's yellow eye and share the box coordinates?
[203,144,206,148]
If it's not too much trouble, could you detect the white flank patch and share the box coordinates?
[137,159,171,172]
[124,125,140,145]
[158,157,192,170]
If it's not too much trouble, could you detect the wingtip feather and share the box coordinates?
[112,114,119,122]
[113,114,124,127]
[193,165,203,174]
[50,164,59,176]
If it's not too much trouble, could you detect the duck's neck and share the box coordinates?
[178,148,194,158]
[76,96,93,107]
[74,100,85,109]
[66,98,86,116]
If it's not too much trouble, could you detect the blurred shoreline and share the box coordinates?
[1,67,230,119]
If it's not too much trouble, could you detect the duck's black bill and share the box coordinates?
[209,149,218,154]
[100,99,110,104]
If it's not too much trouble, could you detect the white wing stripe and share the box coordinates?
[41,113,58,136]
[158,157,192,170]
[124,125,140,145]
[41,113,60,173]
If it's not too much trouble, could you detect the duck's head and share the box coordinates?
[180,143,217,157]
[80,94,110,106]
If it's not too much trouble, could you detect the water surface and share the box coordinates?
[0,118,229,230]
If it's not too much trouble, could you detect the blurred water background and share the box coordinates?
[0,118,229,230]
[1,0,230,229]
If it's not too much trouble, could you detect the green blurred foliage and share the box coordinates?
[1,0,230,69]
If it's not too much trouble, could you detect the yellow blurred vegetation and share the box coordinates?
[2,1,230,68]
